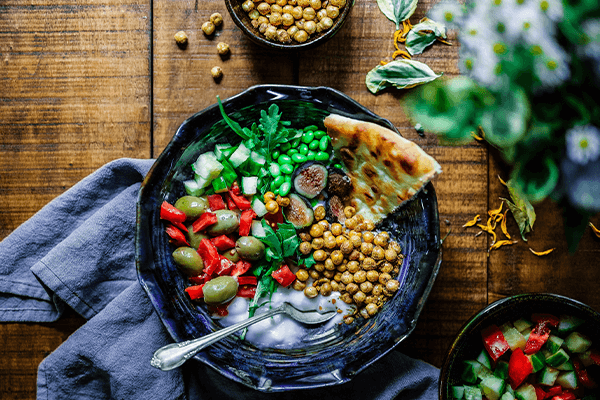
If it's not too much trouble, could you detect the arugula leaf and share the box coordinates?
[365,59,443,94]
[217,96,251,140]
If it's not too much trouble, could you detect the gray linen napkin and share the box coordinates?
[0,158,439,400]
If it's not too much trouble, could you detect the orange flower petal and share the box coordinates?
[490,240,516,251]
[590,222,600,238]
[488,202,504,217]
[463,215,481,227]
[529,248,555,256]
[501,210,511,240]
[498,175,507,186]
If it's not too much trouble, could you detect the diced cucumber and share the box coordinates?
[243,151,267,175]
[251,197,268,217]
[500,323,527,351]
[558,315,585,335]
[229,142,251,168]
[564,332,592,353]
[521,328,532,341]
[214,143,233,161]
[464,385,483,400]
[193,173,212,190]
[477,349,493,370]
[555,370,578,390]
[462,360,480,384]
[527,352,546,372]
[241,176,258,196]
[211,175,229,193]
[546,348,570,367]
[220,159,238,186]
[514,383,537,400]
[184,179,204,196]
[480,376,506,400]
[537,366,559,386]
[193,152,224,180]
[513,319,533,333]
[501,392,515,400]
[250,220,266,237]
[556,359,574,371]
[544,335,564,354]
[494,360,509,379]
[579,350,595,367]
[452,385,465,399]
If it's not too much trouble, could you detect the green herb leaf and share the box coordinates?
[366,59,443,94]
[501,179,536,241]
[298,253,316,269]
[216,96,251,140]
[377,0,418,29]
[405,18,448,56]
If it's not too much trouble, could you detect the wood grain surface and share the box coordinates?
[1,0,599,398]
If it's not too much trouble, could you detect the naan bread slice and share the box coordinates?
[324,113,442,224]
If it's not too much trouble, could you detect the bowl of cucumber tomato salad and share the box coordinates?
[440,293,600,400]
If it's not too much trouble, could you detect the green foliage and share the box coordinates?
[376,0,418,29]
[405,18,448,56]
[366,60,443,94]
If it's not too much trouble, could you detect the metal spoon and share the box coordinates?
[150,302,337,371]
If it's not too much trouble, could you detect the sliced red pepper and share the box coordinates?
[160,201,187,224]
[210,234,236,251]
[573,358,597,389]
[192,211,218,233]
[533,385,547,400]
[589,349,600,366]
[508,348,534,389]
[525,321,551,355]
[482,324,511,362]
[551,390,576,400]
[236,285,256,298]
[225,194,239,211]
[207,194,227,211]
[188,273,209,285]
[215,257,235,276]
[239,209,257,237]
[271,264,297,287]
[230,182,242,195]
[197,238,220,276]
[237,275,258,286]
[231,260,252,277]
[531,313,560,328]
[184,284,204,300]
[545,385,562,398]
[165,225,189,247]
[227,187,252,210]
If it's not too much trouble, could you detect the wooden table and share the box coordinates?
[1,0,599,398]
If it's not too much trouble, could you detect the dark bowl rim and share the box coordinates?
[224,0,355,50]
[438,292,600,400]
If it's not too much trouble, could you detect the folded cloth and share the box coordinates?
[0,158,439,400]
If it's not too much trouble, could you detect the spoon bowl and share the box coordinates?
[150,302,336,371]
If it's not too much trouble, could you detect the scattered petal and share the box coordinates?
[501,210,511,239]
[529,247,555,256]
[463,214,481,227]
[488,202,504,217]
[590,222,600,238]
[490,240,517,251]
[498,175,508,186]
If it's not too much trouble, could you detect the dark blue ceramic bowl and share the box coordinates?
[439,293,600,399]
[136,84,442,392]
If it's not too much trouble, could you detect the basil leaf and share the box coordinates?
[365,59,442,94]
[377,0,418,29]
[405,18,447,56]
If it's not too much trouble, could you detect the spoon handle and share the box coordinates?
[150,305,284,371]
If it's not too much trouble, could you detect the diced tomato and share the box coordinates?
[230,182,242,196]
[208,304,229,317]
[531,313,560,328]
[231,260,252,277]
[237,275,258,286]
[225,194,238,211]
[165,225,189,247]
[227,187,252,210]
[184,284,204,300]
[551,390,576,400]
[192,211,218,233]
[197,239,220,276]
[189,273,209,285]
[208,194,227,211]
[160,201,187,224]
[263,208,284,230]
[481,324,511,362]
[533,385,547,400]
[573,358,598,389]
[239,209,257,237]
[215,257,235,276]
[589,349,600,366]
[237,285,256,298]
[210,234,236,251]
[525,321,551,355]
[271,264,296,287]
[545,385,562,398]
[508,348,534,389]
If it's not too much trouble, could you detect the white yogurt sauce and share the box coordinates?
[216,285,354,349]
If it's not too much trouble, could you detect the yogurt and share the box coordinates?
[217,284,354,349]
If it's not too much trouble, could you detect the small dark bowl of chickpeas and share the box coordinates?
[224,0,354,49]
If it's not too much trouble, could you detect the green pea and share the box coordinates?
[292,153,308,163]
[291,138,301,147]
[302,131,314,144]
[298,144,309,155]
[284,174,292,183]
[273,175,285,188]
[306,151,316,161]
[278,155,292,165]
[272,150,280,160]
[280,142,292,151]
[270,180,278,192]
[314,130,327,139]
[279,181,292,196]
[308,139,320,150]
[319,135,330,151]
[287,148,299,156]
[273,188,280,196]
[304,125,318,132]
[280,163,294,174]
[334,163,343,169]
[269,163,281,177]
[315,151,329,161]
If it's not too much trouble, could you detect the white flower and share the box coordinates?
[566,125,600,165]
[469,41,508,89]
[428,0,465,29]
[582,19,600,59]
[528,37,570,89]
[532,0,563,22]
[502,2,555,45]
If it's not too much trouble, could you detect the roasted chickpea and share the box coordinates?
[320,16,334,29]
[217,42,230,55]
[323,269,335,279]
[309,269,321,280]
[271,4,283,13]
[287,25,299,37]
[360,242,373,255]
[362,257,376,270]
[341,293,353,305]
[374,232,389,247]
[293,280,306,291]
[257,15,269,25]
[353,291,366,304]
[291,5,303,19]
[346,282,359,295]
[294,28,308,42]
[344,316,355,324]
[311,237,324,250]
[330,250,344,265]
[264,191,276,202]
[211,66,223,79]
[371,245,385,261]
[276,0,287,5]
[372,284,384,296]
[324,235,337,249]
[345,217,358,230]
[265,24,277,39]
[174,31,188,46]
[333,235,345,247]
[330,280,340,291]
[348,249,360,261]
[344,206,356,218]
[386,279,400,293]
[333,272,343,282]
[257,2,271,14]
[314,205,326,221]
[324,258,335,270]
[365,303,378,316]
[385,248,398,262]
[299,232,312,242]
[366,270,379,283]
[359,308,370,319]
[380,261,394,273]
[314,262,325,272]
[340,240,353,255]
[331,223,343,236]
[323,230,333,239]
[242,0,255,11]
[316,8,328,20]
[304,286,318,298]
[379,272,392,285]
[297,0,310,6]
[336,262,347,272]
[276,195,290,207]
[210,12,224,26]
[388,240,401,253]
[283,4,294,13]
[362,219,375,231]
[296,268,309,281]
[309,223,324,238]
[349,233,362,248]
[326,5,339,18]
[353,270,367,284]
[360,281,373,293]
[330,0,346,7]
[269,12,283,25]
[202,21,216,35]
[277,28,292,42]
[299,241,312,255]
[304,19,317,34]
[362,231,374,243]
[346,260,360,274]
[320,282,332,296]
[265,200,279,214]
[310,0,322,8]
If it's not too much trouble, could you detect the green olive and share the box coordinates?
[174,196,209,219]
[235,236,266,261]
[221,248,240,263]
[206,210,240,236]
[172,247,204,276]
[203,276,239,305]
[187,226,209,249]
